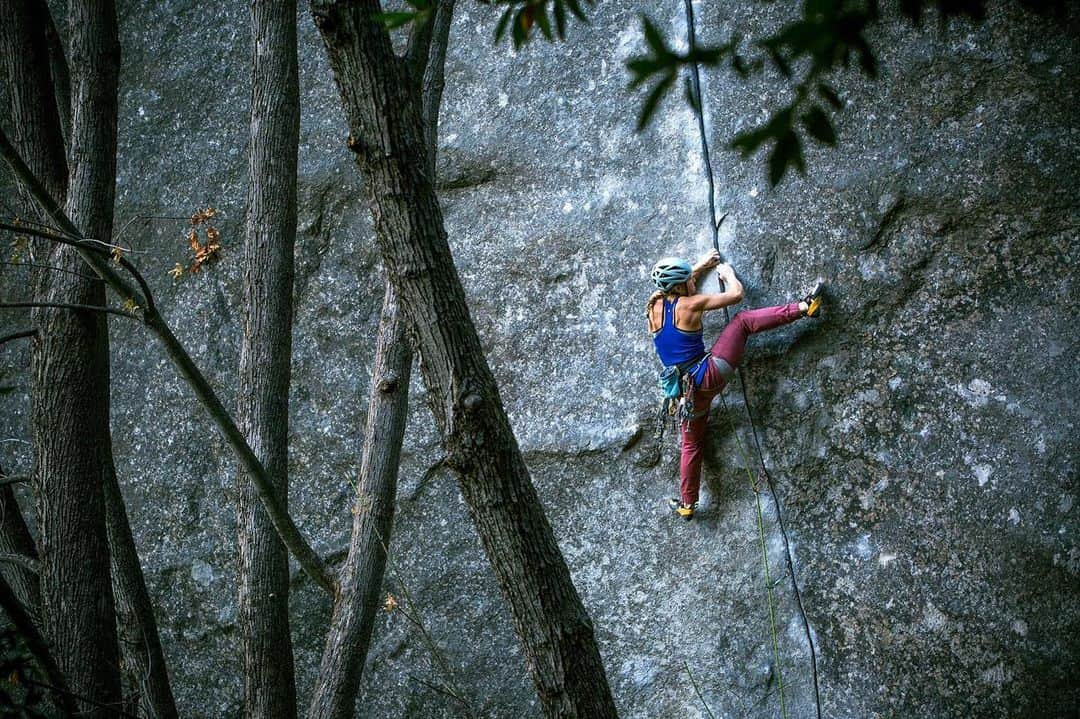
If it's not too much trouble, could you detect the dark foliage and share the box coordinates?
[481,0,1068,185]
[0,628,49,718]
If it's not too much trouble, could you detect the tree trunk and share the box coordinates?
[308,281,411,719]
[236,1,301,717]
[30,0,123,713]
[0,0,68,203]
[307,6,454,713]
[0,573,75,716]
[102,446,179,719]
[0,477,41,628]
[310,4,618,717]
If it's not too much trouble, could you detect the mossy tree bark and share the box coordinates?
[236,1,301,717]
[310,3,618,716]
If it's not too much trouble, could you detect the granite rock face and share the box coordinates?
[1,2,1077,717]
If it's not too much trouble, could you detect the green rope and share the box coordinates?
[720,393,788,718]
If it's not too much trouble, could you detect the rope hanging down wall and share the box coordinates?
[680,2,823,717]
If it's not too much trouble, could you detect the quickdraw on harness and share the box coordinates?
[653,353,710,440]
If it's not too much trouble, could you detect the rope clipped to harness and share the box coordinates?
[654,353,711,442]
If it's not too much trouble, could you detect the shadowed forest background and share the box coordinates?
[0,0,1077,717]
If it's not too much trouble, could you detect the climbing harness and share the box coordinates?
[653,354,704,442]
[679,1,824,717]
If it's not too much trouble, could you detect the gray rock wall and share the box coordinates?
[1,1,1077,717]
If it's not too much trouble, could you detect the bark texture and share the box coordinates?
[0,0,68,204]
[308,5,453,713]
[236,1,301,717]
[310,3,617,716]
[0,466,40,627]
[0,488,40,631]
[0,573,74,716]
[30,0,124,713]
[102,446,179,719]
[308,281,411,719]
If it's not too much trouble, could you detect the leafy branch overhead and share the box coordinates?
[383,0,1065,186]
[626,0,1065,185]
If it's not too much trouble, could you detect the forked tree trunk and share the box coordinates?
[236,1,301,717]
[307,4,453,715]
[310,3,618,716]
[30,0,123,712]
[4,2,180,713]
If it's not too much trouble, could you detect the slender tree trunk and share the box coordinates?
[0,476,40,629]
[102,444,179,719]
[308,281,411,719]
[310,4,618,716]
[307,6,453,714]
[29,0,124,713]
[0,0,68,203]
[0,477,40,627]
[42,10,71,149]
[236,1,300,717]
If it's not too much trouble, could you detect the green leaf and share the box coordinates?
[0,386,16,397]
[494,8,514,43]
[403,0,433,10]
[817,83,843,109]
[511,11,527,49]
[637,72,675,131]
[554,0,567,38]
[535,3,553,41]
[565,0,588,21]
[801,105,836,145]
[371,11,416,30]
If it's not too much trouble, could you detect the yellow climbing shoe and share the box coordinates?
[668,498,696,521]
[803,283,825,318]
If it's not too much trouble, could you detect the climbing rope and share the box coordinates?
[681,2,823,717]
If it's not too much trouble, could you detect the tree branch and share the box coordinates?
[421,0,456,178]
[0,301,138,319]
[1,260,98,281]
[0,127,335,595]
[404,5,436,83]
[0,329,36,346]
[0,475,30,487]
[36,0,71,149]
[0,552,40,574]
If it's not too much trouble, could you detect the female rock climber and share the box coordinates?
[647,250,823,520]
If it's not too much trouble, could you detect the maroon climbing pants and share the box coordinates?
[678,302,802,506]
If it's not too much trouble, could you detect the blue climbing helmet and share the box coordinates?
[651,256,692,292]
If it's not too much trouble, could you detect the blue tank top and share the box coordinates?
[652,298,709,385]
